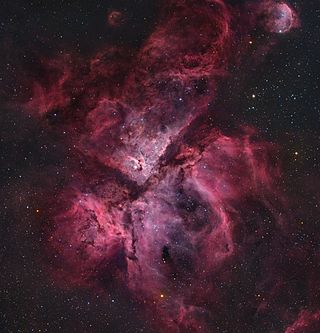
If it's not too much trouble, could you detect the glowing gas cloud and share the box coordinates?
[23,1,317,332]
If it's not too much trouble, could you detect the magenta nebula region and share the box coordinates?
[19,0,319,332]
[258,1,300,33]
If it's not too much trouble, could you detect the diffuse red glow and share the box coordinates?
[23,1,315,332]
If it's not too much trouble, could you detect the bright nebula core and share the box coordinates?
[9,0,319,332]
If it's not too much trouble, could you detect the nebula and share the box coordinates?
[19,1,319,332]
[255,0,300,34]
[107,10,126,27]
[270,3,297,33]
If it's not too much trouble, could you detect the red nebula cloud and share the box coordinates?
[20,1,319,332]
[256,0,300,34]
[285,311,320,333]
[107,10,126,27]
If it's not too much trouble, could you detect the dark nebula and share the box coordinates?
[1,0,319,332]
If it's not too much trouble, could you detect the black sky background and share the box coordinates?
[0,1,319,332]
